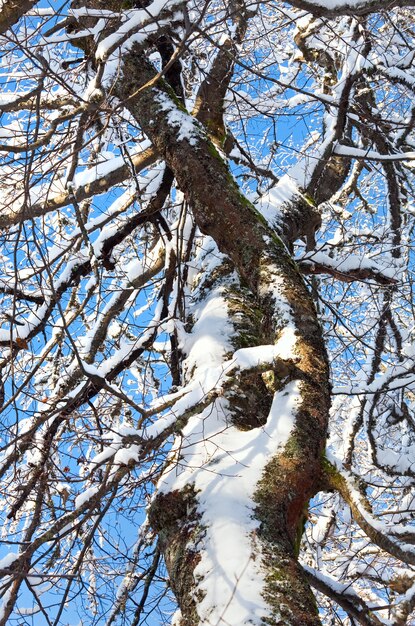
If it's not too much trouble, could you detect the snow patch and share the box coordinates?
[75,486,99,509]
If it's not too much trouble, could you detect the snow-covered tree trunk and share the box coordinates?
[61,1,332,621]
[108,40,331,626]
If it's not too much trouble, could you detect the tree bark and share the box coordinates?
[0,0,39,35]
[68,3,331,621]
[115,50,330,625]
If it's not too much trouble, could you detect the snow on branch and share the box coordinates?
[298,250,398,285]
[322,458,415,566]
[304,565,386,626]
[0,146,156,228]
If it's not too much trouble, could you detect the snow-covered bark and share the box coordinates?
[106,40,329,624]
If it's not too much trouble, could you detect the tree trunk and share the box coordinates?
[68,5,331,622]
[115,50,330,626]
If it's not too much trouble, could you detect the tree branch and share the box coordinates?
[0,146,157,229]
[0,0,39,35]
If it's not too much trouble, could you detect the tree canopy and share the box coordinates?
[0,1,415,625]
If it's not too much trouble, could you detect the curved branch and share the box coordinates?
[322,459,415,566]
[304,565,385,626]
